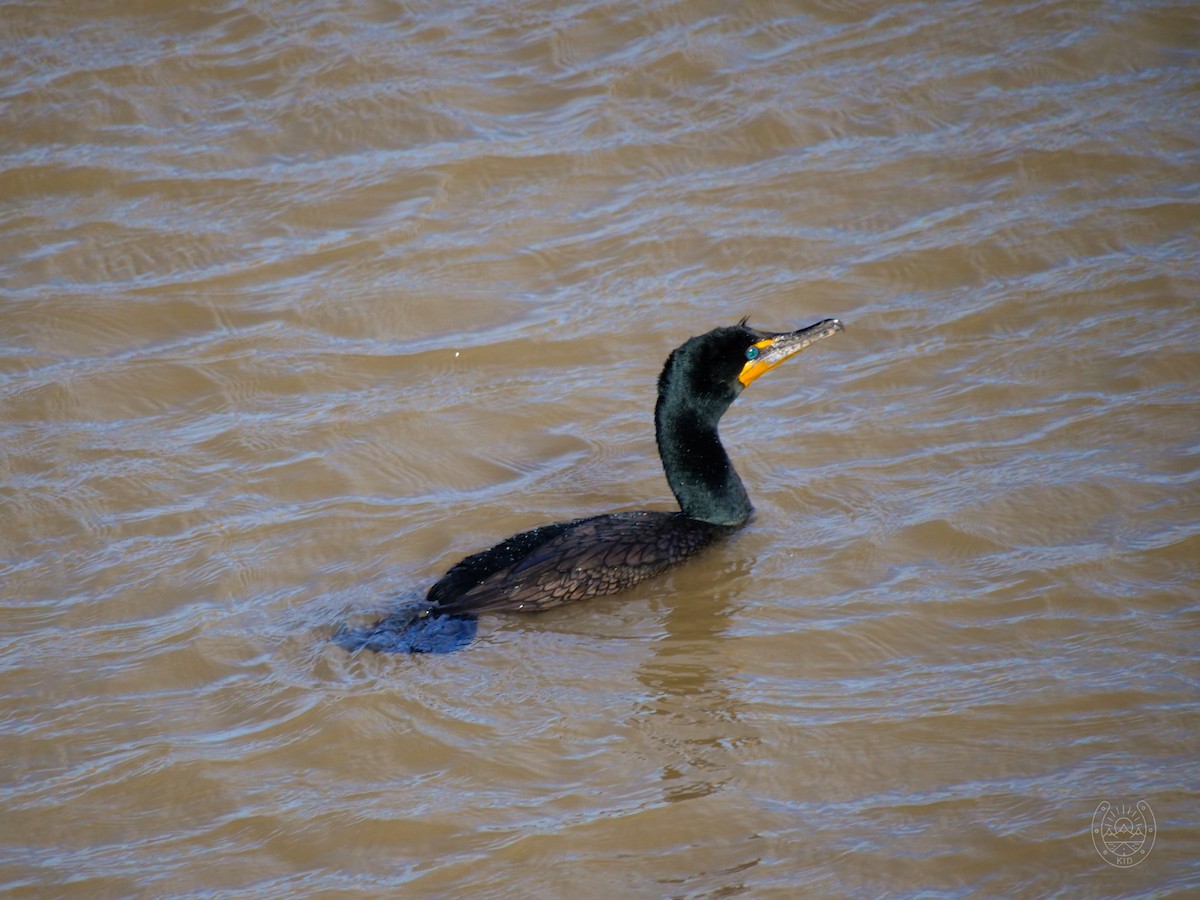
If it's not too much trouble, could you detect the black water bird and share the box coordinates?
[336,317,844,653]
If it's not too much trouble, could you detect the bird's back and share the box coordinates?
[429,510,726,614]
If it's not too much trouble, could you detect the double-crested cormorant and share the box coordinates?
[336,317,843,653]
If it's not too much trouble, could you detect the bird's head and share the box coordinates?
[661,317,844,413]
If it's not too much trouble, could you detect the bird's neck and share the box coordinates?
[655,392,752,527]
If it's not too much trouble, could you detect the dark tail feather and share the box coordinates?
[333,601,478,654]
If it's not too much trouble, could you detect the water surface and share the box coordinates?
[2,0,1198,895]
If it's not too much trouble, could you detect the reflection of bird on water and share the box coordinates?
[336,317,844,653]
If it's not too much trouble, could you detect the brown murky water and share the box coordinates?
[3,0,1198,895]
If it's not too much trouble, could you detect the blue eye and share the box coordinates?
[746,346,759,361]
